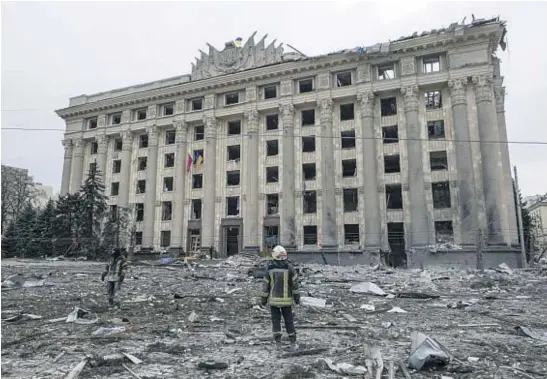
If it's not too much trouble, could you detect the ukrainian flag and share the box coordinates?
[234,37,243,47]
[194,151,203,168]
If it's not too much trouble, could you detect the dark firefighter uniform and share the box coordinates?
[101,248,128,307]
[260,245,300,349]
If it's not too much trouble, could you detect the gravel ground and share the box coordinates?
[1,257,547,379]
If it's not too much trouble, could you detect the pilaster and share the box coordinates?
[279,103,296,249]
[202,115,217,251]
[172,120,188,251]
[70,138,85,193]
[61,139,73,196]
[243,109,260,252]
[142,124,159,249]
[96,133,108,179]
[118,130,134,208]
[319,98,337,250]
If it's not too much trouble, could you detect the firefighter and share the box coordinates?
[260,245,300,351]
[101,248,128,308]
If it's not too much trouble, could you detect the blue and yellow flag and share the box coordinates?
[234,37,243,47]
[194,151,203,168]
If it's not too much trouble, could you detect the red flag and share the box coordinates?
[186,153,193,172]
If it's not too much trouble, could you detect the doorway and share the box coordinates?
[387,222,406,268]
[225,227,240,256]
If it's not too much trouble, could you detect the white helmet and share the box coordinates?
[271,245,288,260]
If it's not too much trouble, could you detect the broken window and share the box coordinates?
[111,182,119,196]
[302,136,316,152]
[266,114,278,130]
[192,174,203,189]
[136,180,146,194]
[161,103,174,116]
[336,71,352,87]
[302,163,316,180]
[299,78,314,93]
[165,131,176,145]
[226,196,239,216]
[110,205,118,220]
[303,191,317,214]
[165,153,175,168]
[228,120,241,135]
[139,134,149,148]
[264,85,277,99]
[138,157,147,171]
[112,160,121,174]
[342,159,357,177]
[194,125,204,141]
[301,109,315,126]
[135,203,144,221]
[266,140,279,156]
[226,170,240,186]
[340,103,355,121]
[432,181,451,209]
[430,151,448,171]
[227,145,241,161]
[266,166,279,183]
[114,138,123,151]
[378,64,395,80]
[163,177,173,192]
[344,224,360,244]
[90,141,98,154]
[427,120,445,139]
[135,231,143,246]
[87,118,97,129]
[160,231,171,247]
[191,199,202,219]
[135,108,147,121]
[225,92,239,105]
[382,125,398,144]
[162,201,172,221]
[110,113,121,125]
[341,130,356,149]
[343,188,359,212]
[435,221,454,243]
[380,97,397,116]
[384,155,401,174]
[266,194,279,215]
[89,162,97,175]
[191,98,203,111]
[425,91,442,110]
[385,184,403,209]
[303,225,318,245]
[423,56,441,73]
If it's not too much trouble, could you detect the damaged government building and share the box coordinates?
[56,17,520,267]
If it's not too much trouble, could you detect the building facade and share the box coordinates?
[526,195,547,251]
[56,18,518,260]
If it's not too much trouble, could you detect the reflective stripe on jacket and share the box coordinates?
[104,256,127,282]
[261,260,299,307]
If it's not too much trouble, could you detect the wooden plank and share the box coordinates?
[64,358,88,379]
[398,360,411,379]
[122,363,142,379]
[122,352,143,365]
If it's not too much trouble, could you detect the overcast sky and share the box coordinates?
[2,1,546,197]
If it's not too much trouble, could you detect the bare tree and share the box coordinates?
[1,165,37,233]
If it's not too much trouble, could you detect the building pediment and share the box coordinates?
[191,32,295,80]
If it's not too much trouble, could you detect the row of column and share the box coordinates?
[60,74,510,250]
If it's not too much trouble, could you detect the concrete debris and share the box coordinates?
[467,356,480,362]
[3,257,547,378]
[2,273,47,289]
[197,360,228,370]
[408,332,451,370]
[388,306,408,313]
[496,262,514,275]
[349,282,386,296]
[4,313,42,322]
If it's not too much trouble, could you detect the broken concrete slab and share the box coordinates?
[408,332,451,370]
[349,282,386,296]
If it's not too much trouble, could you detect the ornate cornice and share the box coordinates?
[494,86,505,113]
[357,91,375,118]
[448,78,468,106]
[401,85,419,112]
[472,74,494,103]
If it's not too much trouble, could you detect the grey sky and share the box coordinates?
[2,1,546,197]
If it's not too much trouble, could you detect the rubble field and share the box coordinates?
[2,256,547,379]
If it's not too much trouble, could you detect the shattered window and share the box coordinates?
[432,181,451,209]
[386,184,403,210]
[228,120,241,135]
[378,64,395,80]
[163,177,173,192]
[160,231,171,247]
[165,131,176,145]
[382,125,398,144]
[264,85,277,99]
[87,118,97,129]
[226,196,239,216]
[343,188,358,212]
[423,56,441,73]
[266,140,279,156]
[111,182,119,196]
[336,72,352,87]
[135,232,143,245]
[165,153,175,168]
[344,224,360,244]
[114,138,123,151]
[266,167,279,183]
[162,103,174,116]
[266,194,279,215]
[194,125,204,141]
[384,155,401,174]
[226,170,240,186]
[225,92,240,105]
[425,91,442,110]
[435,221,454,243]
[303,225,318,245]
[302,136,315,152]
[430,151,448,171]
[90,141,98,155]
[303,191,317,214]
[138,157,147,171]
[428,120,445,139]
[340,103,355,121]
[135,108,147,121]
[342,159,357,177]
[139,134,149,148]
[162,201,172,221]
[192,174,203,189]
[112,160,121,174]
[341,130,356,149]
[110,113,121,125]
[191,98,203,111]
[136,180,146,194]
[299,78,314,93]
[135,203,144,221]
[227,145,241,161]
[191,199,202,219]
[266,114,279,130]
[380,97,397,116]
[301,109,315,126]
[302,163,316,181]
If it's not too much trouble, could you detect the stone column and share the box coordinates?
[495,86,518,244]
[201,115,217,252]
[143,125,159,249]
[172,121,187,251]
[357,91,382,250]
[243,109,260,252]
[118,130,133,209]
[60,139,73,196]
[401,85,429,247]
[96,134,108,179]
[280,103,296,249]
[319,99,337,250]
[448,78,479,246]
[70,138,84,193]
[473,75,504,244]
